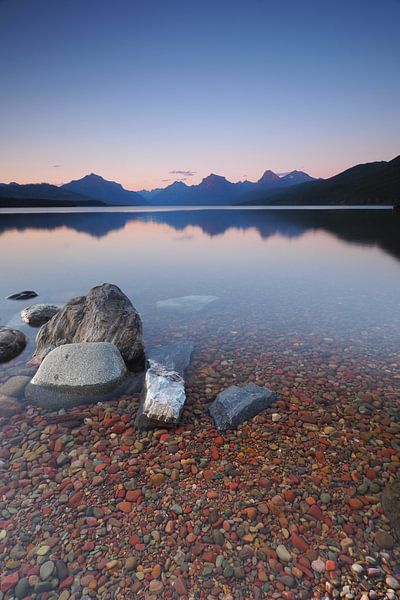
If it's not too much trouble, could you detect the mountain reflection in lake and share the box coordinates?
[0,208,399,386]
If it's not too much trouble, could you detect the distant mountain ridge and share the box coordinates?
[0,181,105,207]
[0,156,398,207]
[244,155,400,206]
[145,169,315,205]
[61,173,145,206]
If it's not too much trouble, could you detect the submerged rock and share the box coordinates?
[6,290,38,300]
[156,295,218,313]
[147,342,194,376]
[381,479,400,540]
[33,283,145,371]
[209,383,277,431]
[0,395,23,418]
[0,375,31,399]
[135,363,186,430]
[25,342,128,409]
[21,303,61,326]
[0,326,27,362]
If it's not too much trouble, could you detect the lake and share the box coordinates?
[1,207,400,599]
[1,207,400,386]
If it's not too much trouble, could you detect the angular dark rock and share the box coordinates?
[147,342,194,377]
[33,283,145,371]
[0,326,27,362]
[209,383,277,431]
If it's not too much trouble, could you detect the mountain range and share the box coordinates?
[138,170,314,205]
[0,155,398,207]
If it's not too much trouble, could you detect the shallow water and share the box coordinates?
[0,207,399,401]
[1,207,400,598]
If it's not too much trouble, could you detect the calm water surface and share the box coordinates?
[0,207,399,399]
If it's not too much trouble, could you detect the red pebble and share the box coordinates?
[307,504,324,521]
[290,532,309,552]
[68,490,84,508]
[1,572,18,593]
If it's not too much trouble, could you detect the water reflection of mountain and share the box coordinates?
[0,209,399,261]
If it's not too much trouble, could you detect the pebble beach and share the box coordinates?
[1,308,399,600]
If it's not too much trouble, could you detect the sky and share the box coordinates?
[0,0,399,190]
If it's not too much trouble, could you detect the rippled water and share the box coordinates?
[0,207,399,397]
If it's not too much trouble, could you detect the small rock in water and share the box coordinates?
[374,530,395,549]
[0,326,27,362]
[21,303,61,326]
[386,575,400,590]
[0,395,23,418]
[39,560,55,580]
[381,480,400,538]
[276,544,292,563]
[7,290,38,300]
[0,375,31,399]
[156,295,218,313]
[209,383,277,431]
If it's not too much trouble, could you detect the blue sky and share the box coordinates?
[0,0,399,189]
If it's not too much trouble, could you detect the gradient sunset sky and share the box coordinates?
[1,0,399,190]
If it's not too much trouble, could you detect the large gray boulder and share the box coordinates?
[0,326,27,362]
[135,342,194,430]
[209,383,277,431]
[21,303,61,326]
[33,284,145,371]
[25,342,128,409]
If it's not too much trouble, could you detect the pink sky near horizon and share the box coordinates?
[1,146,398,191]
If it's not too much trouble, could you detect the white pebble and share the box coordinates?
[386,575,400,590]
[351,563,364,574]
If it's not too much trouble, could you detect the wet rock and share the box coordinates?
[156,295,218,313]
[7,290,38,300]
[0,375,31,398]
[33,283,145,371]
[375,530,395,549]
[381,479,400,539]
[135,362,185,429]
[1,571,19,593]
[276,544,292,562]
[40,560,55,580]
[0,395,22,418]
[386,575,400,590]
[21,303,61,326]
[209,383,277,431]
[25,342,128,409]
[0,326,27,362]
[148,342,194,377]
[14,577,30,599]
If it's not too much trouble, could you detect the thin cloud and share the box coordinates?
[169,170,195,177]
[161,178,171,182]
